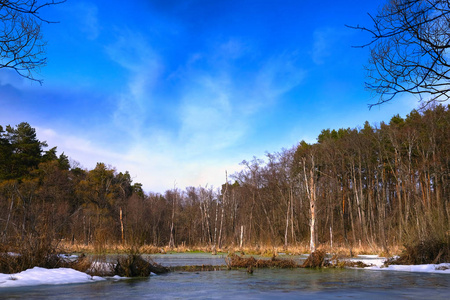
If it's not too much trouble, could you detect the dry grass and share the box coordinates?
[114,254,169,276]
[225,254,298,269]
[59,241,402,258]
[301,250,329,268]
[385,237,449,265]
[59,241,141,254]
[334,260,373,268]
[170,265,227,272]
[59,242,218,255]
[69,254,93,273]
[0,236,72,274]
[318,243,402,258]
[0,246,92,274]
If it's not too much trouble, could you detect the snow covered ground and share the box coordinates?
[365,262,450,274]
[0,267,106,288]
[349,255,450,274]
[348,255,387,267]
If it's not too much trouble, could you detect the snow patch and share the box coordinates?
[351,255,385,268]
[340,255,450,274]
[0,267,105,288]
[366,263,450,274]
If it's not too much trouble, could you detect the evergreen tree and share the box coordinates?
[4,122,47,180]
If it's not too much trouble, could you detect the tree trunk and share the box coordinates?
[120,207,124,244]
[303,156,316,253]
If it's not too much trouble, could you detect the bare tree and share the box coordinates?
[0,0,65,83]
[350,0,450,107]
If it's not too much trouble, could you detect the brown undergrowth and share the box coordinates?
[225,254,298,269]
[114,254,169,276]
[170,265,227,272]
[60,241,398,258]
[0,239,169,277]
[0,236,71,274]
[385,237,450,265]
[334,260,373,268]
[301,250,330,268]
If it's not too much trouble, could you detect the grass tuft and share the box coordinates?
[225,254,298,269]
[301,250,330,268]
[114,254,169,277]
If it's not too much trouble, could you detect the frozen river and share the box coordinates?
[1,253,449,299]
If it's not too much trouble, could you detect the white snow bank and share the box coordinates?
[365,263,450,274]
[356,255,381,259]
[0,267,105,288]
[344,255,450,274]
[335,255,386,268]
[350,255,386,268]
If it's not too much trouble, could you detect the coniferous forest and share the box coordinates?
[0,105,449,255]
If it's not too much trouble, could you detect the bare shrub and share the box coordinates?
[0,235,65,273]
[225,254,298,269]
[114,254,169,277]
[385,237,449,265]
[301,250,330,268]
[335,260,373,268]
[170,265,226,272]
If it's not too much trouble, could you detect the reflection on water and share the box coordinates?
[149,253,229,266]
[1,254,449,299]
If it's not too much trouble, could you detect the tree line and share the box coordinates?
[0,105,449,253]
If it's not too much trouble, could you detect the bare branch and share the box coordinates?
[0,0,65,83]
[351,0,450,107]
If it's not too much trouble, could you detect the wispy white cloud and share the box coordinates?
[72,2,100,40]
[254,53,306,103]
[216,38,250,60]
[177,77,246,158]
[35,125,243,193]
[311,27,345,65]
[105,29,162,138]
[32,34,307,193]
[176,44,306,159]
[35,127,123,169]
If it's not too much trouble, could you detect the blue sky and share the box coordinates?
[0,0,419,193]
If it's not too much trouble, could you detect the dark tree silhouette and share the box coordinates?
[0,0,65,83]
[350,0,450,108]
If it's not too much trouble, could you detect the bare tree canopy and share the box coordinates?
[350,0,450,108]
[0,0,65,83]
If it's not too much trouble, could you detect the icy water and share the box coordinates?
[1,253,449,299]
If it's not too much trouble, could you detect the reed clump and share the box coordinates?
[225,254,298,269]
[69,254,92,273]
[0,237,77,274]
[385,236,449,265]
[334,260,372,268]
[301,250,330,268]
[170,265,227,272]
[114,254,169,277]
